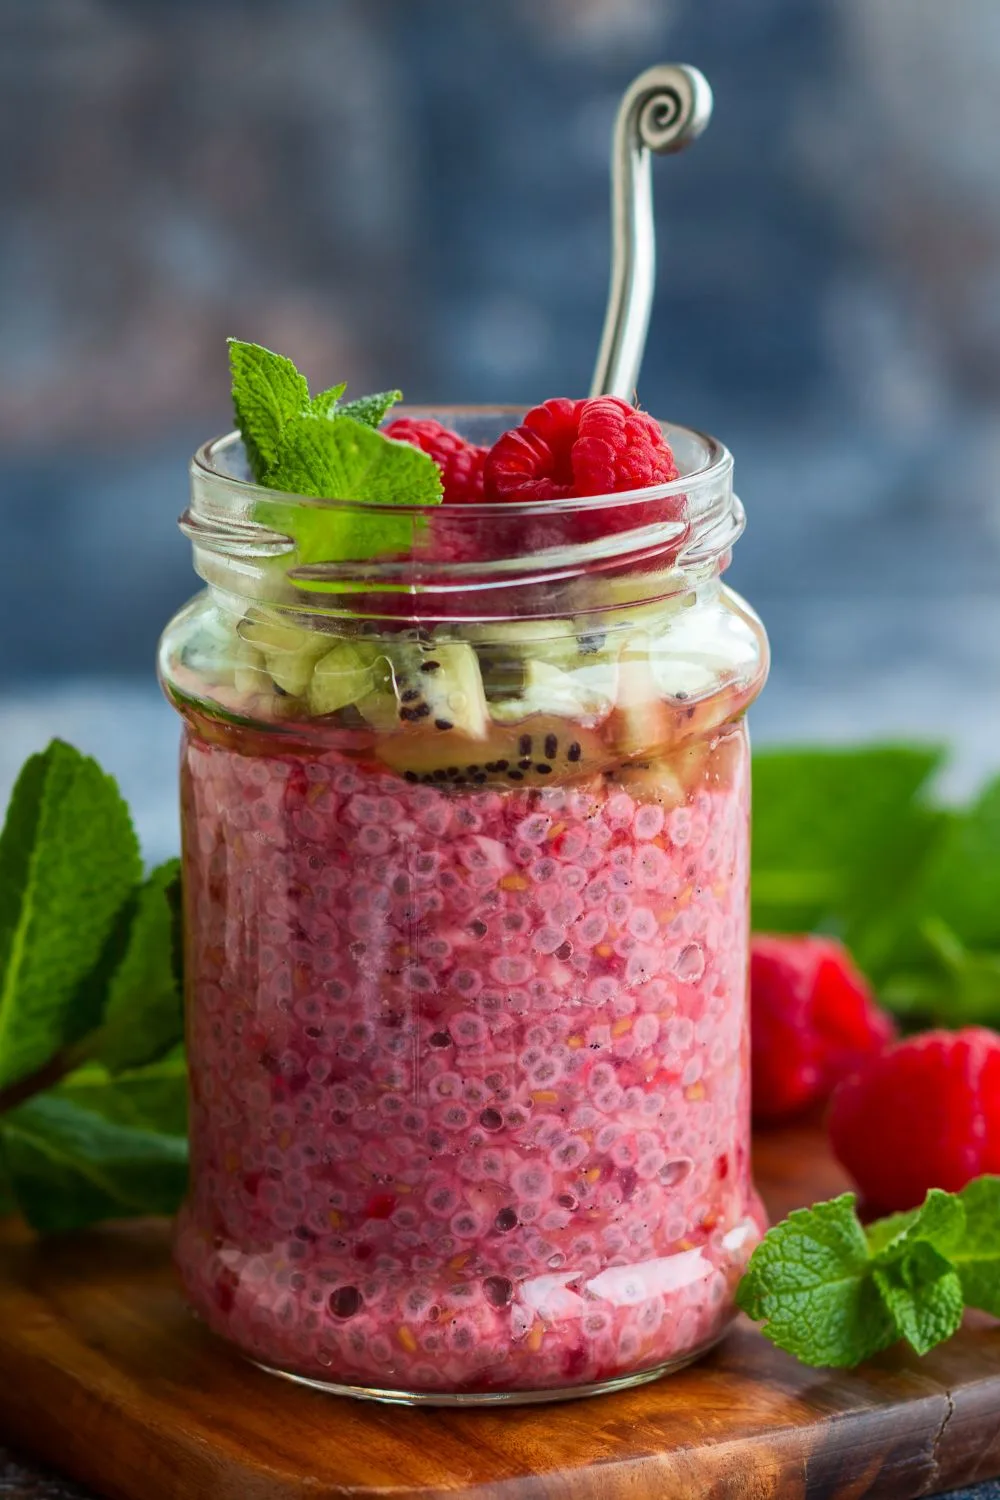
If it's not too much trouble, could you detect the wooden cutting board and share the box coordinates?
[0,1126,998,1500]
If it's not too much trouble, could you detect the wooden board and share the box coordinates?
[0,1127,998,1500]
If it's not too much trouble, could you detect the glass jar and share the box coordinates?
[159,409,768,1405]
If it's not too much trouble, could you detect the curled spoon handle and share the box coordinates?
[590,64,713,402]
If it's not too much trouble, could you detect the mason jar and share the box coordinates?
[158,409,769,1405]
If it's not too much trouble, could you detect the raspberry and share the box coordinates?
[385,418,486,505]
[483,396,681,540]
[829,1027,1000,1213]
[750,935,895,1123]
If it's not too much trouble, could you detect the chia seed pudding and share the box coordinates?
[162,407,768,1400]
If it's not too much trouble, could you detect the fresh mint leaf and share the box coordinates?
[865,1207,919,1257]
[868,1189,966,1353]
[865,1188,964,1261]
[875,918,1000,1028]
[0,741,141,1093]
[92,861,183,1073]
[228,342,431,564]
[870,1187,965,1260]
[335,390,402,428]
[741,1182,1000,1368]
[309,382,347,418]
[752,746,945,942]
[228,338,310,481]
[735,1193,896,1367]
[873,1241,964,1356]
[952,1176,1000,1315]
[879,781,1000,1006]
[266,415,441,508]
[915,777,1000,951]
[0,1094,188,1231]
[55,1055,187,1138]
[259,414,442,568]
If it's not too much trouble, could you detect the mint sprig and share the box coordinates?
[228,340,309,477]
[332,390,403,429]
[0,741,142,1090]
[752,745,1000,1030]
[227,339,440,567]
[3,1095,188,1234]
[0,742,187,1231]
[737,1178,1000,1367]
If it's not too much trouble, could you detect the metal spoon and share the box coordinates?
[590,64,713,402]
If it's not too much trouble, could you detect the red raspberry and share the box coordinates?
[384,418,486,505]
[483,396,681,539]
[829,1027,1000,1213]
[751,934,895,1124]
[422,509,485,566]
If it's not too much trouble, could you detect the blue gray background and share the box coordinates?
[2,0,999,861]
[0,10,998,1495]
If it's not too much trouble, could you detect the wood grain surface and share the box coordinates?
[0,1127,997,1500]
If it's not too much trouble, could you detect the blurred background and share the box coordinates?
[1,0,999,859]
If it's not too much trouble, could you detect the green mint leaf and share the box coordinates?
[743,1182,997,1370]
[0,1094,187,1231]
[752,746,945,943]
[55,1055,187,1138]
[873,1241,964,1356]
[914,777,1000,951]
[91,861,183,1073]
[335,390,402,428]
[0,741,141,1092]
[952,1176,1000,1315]
[309,382,347,418]
[736,1193,896,1367]
[228,338,310,481]
[865,1208,919,1258]
[259,414,442,567]
[867,1188,967,1353]
[869,1187,966,1261]
[876,781,1000,1021]
[266,415,442,508]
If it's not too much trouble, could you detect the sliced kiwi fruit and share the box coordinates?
[463,618,581,668]
[237,609,331,698]
[308,641,381,717]
[471,619,619,711]
[396,642,490,738]
[347,639,492,739]
[490,659,614,725]
[233,641,271,697]
[376,714,610,787]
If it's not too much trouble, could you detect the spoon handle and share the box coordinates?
[590,64,713,402]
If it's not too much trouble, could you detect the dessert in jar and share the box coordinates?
[159,368,769,1403]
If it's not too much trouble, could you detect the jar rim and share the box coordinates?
[182,408,742,618]
[191,409,732,517]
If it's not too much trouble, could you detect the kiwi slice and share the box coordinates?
[308,641,381,717]
[237,609,330,697]
[338,639,491,739]
[490,660,614,725]
[464,618,580,666]
[376,715,610,787]
[233,641,271,697]
[361,641,491,738]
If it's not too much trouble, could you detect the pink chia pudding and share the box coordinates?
[173,713,763,1397]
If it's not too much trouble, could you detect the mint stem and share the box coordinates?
[0,1040,93,1115]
